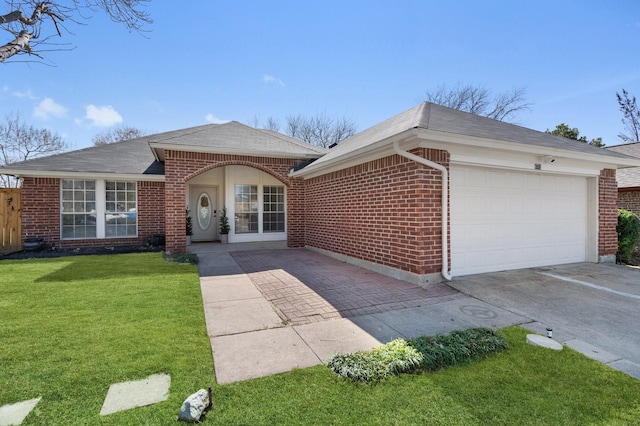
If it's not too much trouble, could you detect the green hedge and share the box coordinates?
[617,209,640,263]
[328,328,508,383]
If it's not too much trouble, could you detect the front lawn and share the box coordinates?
[2,253,640,425]
[0,253,212,425]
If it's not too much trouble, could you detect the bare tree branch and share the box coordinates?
[1,0,151,63]
[0,113,67,187]
[617,89,640,143]
[92,125,145,146]
[423,84,531,123]
[264,116,280,132]
[0,29,32,61]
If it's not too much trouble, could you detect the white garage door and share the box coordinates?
[451,165,588,276]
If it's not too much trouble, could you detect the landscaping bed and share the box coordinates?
[0,244,163,260]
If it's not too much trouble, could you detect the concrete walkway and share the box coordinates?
[191,242,529,384]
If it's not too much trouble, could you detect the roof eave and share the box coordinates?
[290,126,640,179]
[0,168,165,181]
[414,128,640,169]
[150,142,324,161]
[289,129,417,178]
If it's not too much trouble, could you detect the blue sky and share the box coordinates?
[2,1,640,150]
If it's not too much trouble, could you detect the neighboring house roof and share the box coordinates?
[294,102,638,177]
[606,142,640,188]
[0,121,327,179]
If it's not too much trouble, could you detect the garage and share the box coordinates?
[450,164,591,276]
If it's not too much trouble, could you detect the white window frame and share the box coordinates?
[225,166,287,242]
[60,179,137,240]
[263,185,285,233]
[105,181,138,238]
[60,179,97,239]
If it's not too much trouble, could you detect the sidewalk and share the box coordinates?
[190,242,529,384]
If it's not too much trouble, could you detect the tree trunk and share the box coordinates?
[0,30,33,62]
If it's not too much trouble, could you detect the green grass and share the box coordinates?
[0,253,212,425]
[3,254,640,425]
[211,327,640,425]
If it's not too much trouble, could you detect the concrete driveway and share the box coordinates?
[192,242,640,382]
[191,242,528,384]
[449,262,640,378]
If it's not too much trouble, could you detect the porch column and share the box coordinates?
[164,151,187,253]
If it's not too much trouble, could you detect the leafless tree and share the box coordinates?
[0,113,67,187]
[422,84,532,123]
[616,89,640,143]
[92,125,144,146]
[1,1,152,63]
[264,116,280,132]
[284,113,357,148]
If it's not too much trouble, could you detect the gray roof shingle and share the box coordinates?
[306,102,633,171]
[0,137,164,176]
[606,142,640,187]
[0,121,326,177]
[148,121,327,158]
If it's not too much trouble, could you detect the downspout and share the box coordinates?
[392,141,451,281]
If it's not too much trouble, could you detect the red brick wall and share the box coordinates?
[599,169,618,257]
[287,177,306,247]
[21,177,60,248]
[163,150,304,253]
[618,189,640,217]
[303,148,449,275]
[21,177,165,250]
[138,181,165,239]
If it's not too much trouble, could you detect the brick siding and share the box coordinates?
[19,152,619,275]
[21,177,165,250]
[599,169,618,257]
[21,177,60,249]
[618,189,640,218]
[163,150,304,253]
[303,148,449,275]
[138,181,165,240]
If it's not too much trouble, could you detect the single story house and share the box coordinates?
[3,102,639,284]
[606,142,640,217]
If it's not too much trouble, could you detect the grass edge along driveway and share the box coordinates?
[2,253,639,425]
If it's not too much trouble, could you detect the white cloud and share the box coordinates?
[33,97,68,119]
[14,88,37,100]
[85,104,123,127]
[205,113,229,124]
[263,74,285,86]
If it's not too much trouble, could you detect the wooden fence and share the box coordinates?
[0,188,22,254]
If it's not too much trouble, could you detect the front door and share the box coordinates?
[190,186,218,242]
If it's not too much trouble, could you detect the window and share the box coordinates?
[234,184,258,233]
[61,179,137,239]
[105,181,137,237]
[61,180,97,238]
[263,186,285,232]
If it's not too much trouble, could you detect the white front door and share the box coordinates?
[190,186,218,242]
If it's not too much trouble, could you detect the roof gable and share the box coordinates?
[0,121,326,178]
[148,121,327,160]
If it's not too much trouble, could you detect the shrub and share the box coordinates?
[164,252,198,265]
[407,328,509,371]
[617,209,640,263]
[328,328,508,383]
[327,338,423,383]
